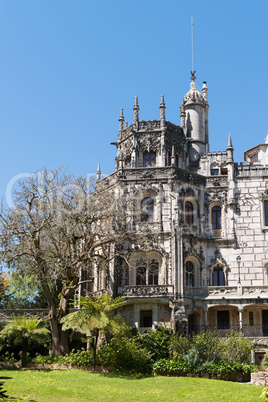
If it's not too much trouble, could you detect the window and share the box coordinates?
[148,263,158,285]
[211,169,219,176]
[141,197,154,222]
[136,260,159,286]
[140,310,152,328]
[143,151,156,167]
[264,201,268,226]
[136,265,146,285]
[185,261,194,286]
[249,311,254,327]
[185,201,194,225]
[212,206,221,229]
[212,265,225,286]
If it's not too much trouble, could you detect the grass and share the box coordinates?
[0,368,263,401]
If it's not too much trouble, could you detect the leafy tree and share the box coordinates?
[2,270,47,309]
[0,315,50,367]
[0,168,140,356]
[61,295,128,370]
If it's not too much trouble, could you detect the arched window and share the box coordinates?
[136,265,146,285]
[212,265,225,286]
[141,197,154,222]
[185,261,194,287]
[143,151,156,167]
[185,201,194,225]
[136,260,159,285]
[212,206,221,229]
[148,262,158,285]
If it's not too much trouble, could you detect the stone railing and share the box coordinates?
[184,287,207,298]
[242,286,268,295]
[138,120,160,130]
[91,289,108,298]
[121,285,174,298]
[207,286,238,296]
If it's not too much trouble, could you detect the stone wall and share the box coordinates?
[251,370,268,386]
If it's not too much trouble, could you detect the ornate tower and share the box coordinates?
[181,75,209,168]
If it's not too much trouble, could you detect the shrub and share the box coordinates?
[152,358,256,379]
[169,334,191,361]
[222,331,252,363]
[262,352,268,367]
[191,331,223,363]
[153,359,190,376]
[182,348,202,369]
[135,327,174,362]
[98,337,153,373]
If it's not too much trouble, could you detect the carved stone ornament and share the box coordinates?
[138,133,161,152]
[205,189,227,204]
[206,176,228,187]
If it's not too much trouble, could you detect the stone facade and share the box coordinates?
[84,76,268,338]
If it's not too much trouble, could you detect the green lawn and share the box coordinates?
[0,369,263,401]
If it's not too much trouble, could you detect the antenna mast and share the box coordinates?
[191,16,196,81]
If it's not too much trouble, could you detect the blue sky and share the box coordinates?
[0,0,267,199]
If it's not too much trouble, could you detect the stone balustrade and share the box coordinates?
[122,285,174,298]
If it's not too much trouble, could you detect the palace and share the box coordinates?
[86,74,268,345]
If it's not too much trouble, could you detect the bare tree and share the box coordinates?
[0,168,136,356]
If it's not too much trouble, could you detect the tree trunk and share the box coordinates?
[39,269,64,356]
[93,329,99,371]
[21,337,28,368]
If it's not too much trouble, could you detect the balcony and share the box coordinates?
[187,324,268,338]
[119,285,174,298]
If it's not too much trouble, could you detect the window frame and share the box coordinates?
[212,205,222,230]
[185,201,194,225]
[141,197,154,223]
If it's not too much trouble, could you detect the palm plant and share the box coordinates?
[0,315,50,367]
[61,295,128,370]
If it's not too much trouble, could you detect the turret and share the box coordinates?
[181,76,209,166]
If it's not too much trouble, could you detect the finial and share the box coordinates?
[125,120,128,129]
[265,131,268,144]
[202,81,208,99]
[160,94,166,128]
[133,95,140,128]
[118,107,124,132]
[190,71,196,81]
[96,163,101,181]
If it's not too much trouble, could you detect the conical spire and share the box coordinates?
[227,133,233,150]
[227,134,234,163]
[96,163,101,181]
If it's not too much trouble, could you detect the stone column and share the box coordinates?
[238,306,243,333]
